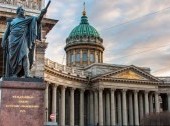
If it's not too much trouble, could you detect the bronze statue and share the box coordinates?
[1,1,51,78]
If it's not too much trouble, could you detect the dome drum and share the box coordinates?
[65,37,104,51]
[66,48,103,67]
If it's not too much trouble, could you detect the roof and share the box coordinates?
[68,15,100,38]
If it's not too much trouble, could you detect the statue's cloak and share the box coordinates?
[1,16,41,77]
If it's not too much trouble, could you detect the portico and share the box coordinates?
[44,62,170,126]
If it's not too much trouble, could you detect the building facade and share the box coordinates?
[0,1,170,126]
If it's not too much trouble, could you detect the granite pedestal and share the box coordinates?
[0,78,46,126]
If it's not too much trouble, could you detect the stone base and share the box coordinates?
[0,78,46,126]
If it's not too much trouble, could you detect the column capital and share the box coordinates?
[110,88,116,91]
[134,90,139,93]
[79,88,85,92]
[93,88,99,92]
[70,87,76,91]
[144,90,150,93]
[46,81,51,85]
[52,84,58,88]
[45,83,49,88]
[98,87,104,91]
[154,91,160,94]
[122,89,127,92]
[61,85,67,90]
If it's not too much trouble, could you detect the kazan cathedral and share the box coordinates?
[0,1,170,126]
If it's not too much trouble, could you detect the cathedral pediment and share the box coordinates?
[94,65,161,82]
[111,70,147,80]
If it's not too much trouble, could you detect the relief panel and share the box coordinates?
[0,0,41,10]
[111,70,147,80]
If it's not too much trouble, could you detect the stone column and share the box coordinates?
[80,49,83,65]
[101,52,103,63]
[168,93,170,112]
[122,89,127,125]
[45,83,49,122]
[70,88,75,126]
[110,88,116,126]
[117,91,122,126]
[155,92,160,113]
[87,93,90,124]
[129,92,134,126]
[87,49,90,65]
[103,94,105,125]
[79,89,84,126]
[73,50,76,65]
[106,92,110,125]
[144,91,149,115]
[94,90,99,125]
[95,50,98,63]
[139,92,144,121]
[149,93,153,113]
[100,51,102,63]
[89,91,94,125]
[134,90,139,125]
[66,52,68,65]
[52,85,57,122]
[61,86,66,126]
[66,51,69,65]
[99,88,103,125]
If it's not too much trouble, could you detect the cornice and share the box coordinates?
[91,77,161,85]
[158,83,170,87]
[65,42,104,51]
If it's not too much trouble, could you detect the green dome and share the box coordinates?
[68,15,100,38]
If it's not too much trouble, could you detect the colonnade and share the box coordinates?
[45,83,170,126]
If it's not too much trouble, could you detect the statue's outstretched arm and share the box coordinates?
[37,9,47,23]
[1,22,10,49]
[37,0,51,22]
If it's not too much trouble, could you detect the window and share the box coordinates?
[90,53,94,62]
[82,53,87,61]
[76,53,80,62]
[71,54,75,63]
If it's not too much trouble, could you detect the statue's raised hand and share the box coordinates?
[41,8,47,15]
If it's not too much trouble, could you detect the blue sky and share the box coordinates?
[45,0,170,76]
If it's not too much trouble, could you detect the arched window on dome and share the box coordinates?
[82,52,87,62]
[76,53,80,62]
[71,54,75,63]
[90,53,94,62]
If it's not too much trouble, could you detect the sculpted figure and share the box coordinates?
[1,1,51,78]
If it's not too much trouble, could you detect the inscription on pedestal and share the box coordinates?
[0,79,46,126]
[5,95,39,113]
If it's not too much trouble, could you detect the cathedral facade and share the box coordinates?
[0,1,170,126]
